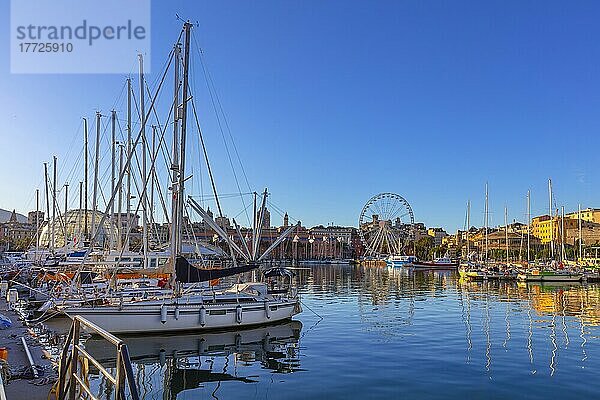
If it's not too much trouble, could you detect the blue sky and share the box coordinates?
[1,1,599,232]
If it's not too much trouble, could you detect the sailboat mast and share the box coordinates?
[252,192,258,259]
[52,155,57,252]
[139,54,148,267]
[64,182,68,245]
[35,189,39,261]
[83,117,89,241]
[117,145,124,251]
[561,206,565,262]
[527,190,531,264]
[126,78,132,251]
[78,181,83,246]
[466,200,470,258]
[484,183,488,262]
[150,125,156,228]
[578,204,582,262]
[170,42,181,265]
[505,206,508,265]
[43,163,50,251]
[90,112,101,250]
[548,178,554,259]
[111,110,116,249]
[176,22,193,258]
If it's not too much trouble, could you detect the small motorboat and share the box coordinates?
[411,256,458,270]
[386,255,417,268]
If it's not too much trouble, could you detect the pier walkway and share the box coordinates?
[0,297,54,400]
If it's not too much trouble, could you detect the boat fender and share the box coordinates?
[199,306,206,326]
[236,305,243,324]
[198,338,206,355]
[174,306,180,320]
[264,300,271,319]
[160,304,167,324]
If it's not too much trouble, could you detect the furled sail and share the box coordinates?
[175,256,259,283]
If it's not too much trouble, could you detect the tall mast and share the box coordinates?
[35,189,39,261]
[561,205,565,262]
[43,163,50,250]
[484,182,488,262]
[527,190,531,264]
[176,22,192,258]
[150,125,156,227]
[117,145,124,251]
[252,192,257,259]
[111,110,116,249]
[466,200,470,258]
[78,181,83,246]
[90,112,101,250]
[83,117,89,240]
[548,178,554,259]
[504,206,509,265]
[126,78,132,251]
[64,182,68,246]
[52,155,57,252]
[578,204,582,262]
[139,53,148,267]
[170,42,181,266]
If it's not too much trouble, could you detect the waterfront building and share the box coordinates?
[565,208,600,224]
[0,210,37,249]
[262,208,271,229]
[532,212,600,246]
[215,216,231,229]
[531,215,554,244]
[112,212,140,232]
[28,211,44,225]
[427,227,448,246]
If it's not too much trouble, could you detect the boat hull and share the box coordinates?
[517,273,582,282]
[64,298,301,334]
[411,261,458,270]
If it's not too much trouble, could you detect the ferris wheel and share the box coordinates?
[358,193,415,257]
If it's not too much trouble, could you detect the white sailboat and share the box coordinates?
[54,22,301,333]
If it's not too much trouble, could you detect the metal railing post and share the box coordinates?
[68,317,81,400]
[56,324,74,399]
[115,344,124,400]
[57,315,139,400]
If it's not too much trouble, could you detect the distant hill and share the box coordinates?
[0,208,28,223]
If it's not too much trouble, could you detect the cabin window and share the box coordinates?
[150,258,156,268]
[269,306,278,311]
[209,310,226,316]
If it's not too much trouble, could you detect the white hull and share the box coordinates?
[64,297,301,333]
[518,273,582,282]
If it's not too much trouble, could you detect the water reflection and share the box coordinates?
[82,321,302,399]
[44,265,600,399]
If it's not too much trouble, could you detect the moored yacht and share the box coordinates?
[411,255,459,269]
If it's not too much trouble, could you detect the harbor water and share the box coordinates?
[56,264,600,399]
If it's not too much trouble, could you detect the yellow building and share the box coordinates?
[531,215,555,244]
[565,208,600,224]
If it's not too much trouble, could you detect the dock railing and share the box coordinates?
[56,316,139,400]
